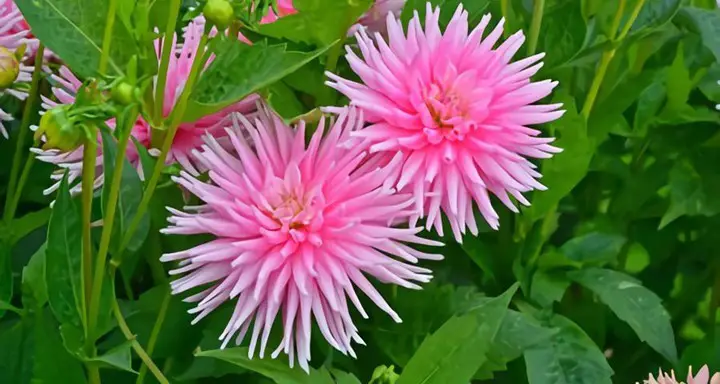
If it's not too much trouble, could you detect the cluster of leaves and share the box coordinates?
[0,0,718,383]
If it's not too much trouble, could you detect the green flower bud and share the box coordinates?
[111,82,135,105]
[203,0,235,30]
[34,106,84,152]
[0,46,20,89]
[369,365,399,384]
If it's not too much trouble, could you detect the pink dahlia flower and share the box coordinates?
[261,0,296,23]
[0,2,33,139]
[34,16,258,195]
[161,104,442,371]
[326,3,564,242]
[639,365,720,384]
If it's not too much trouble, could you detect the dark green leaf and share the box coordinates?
[538,0,587,68]
[568,268,677,362]
[524,314,613,384]
[630,0,681,34]
[660,157,720,228]
[530,271,570,308]
[559,232,627,265]
[633,79,665,137]
[185,40,330,122]
[396,284,517,384]
[0,245,10,320]
[15,0,139,77]
[401,0,491,28]
[32,308,87,384]
[268,82,308,120]
[0,319,35,384]
[196,347,334,384]
[525,97,591,222]
[257,0,372,46]
[131,136,157,186]
[45,172,84,329]
[100,126,149,253]
[8,208,51,245]
[676,7,720,62]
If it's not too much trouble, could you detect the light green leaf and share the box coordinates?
[45,172,85,329]
[268,82,308,120]
[524,314,613,384]
[396,284,517,384]
[257,0,372,46]
[196,347,334,384]
[568,268,677,362]
[100,125,149,254]
[401,0,491,28]
[185,40,331,122]
[530,271,570,308]
[88,341,136,373]
[22,244,48,310]
[15,0,139,78]
[331,369,362,384]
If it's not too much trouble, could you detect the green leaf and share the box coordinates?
[268,82,308,120]
[568,268,677,362]
[0,319,35,383]
[0,245,10,320]
[676,7,720,62]
[630,0,681,34]
[100,126,149,253]
[664,43,692,112]
[525,97,590,222]
[257,0,372,46]
[538,0,587,68]
[633,78,665,137]
[22,244,48,310]
[530,271,571,308]
[45,172,85,329]
[88,341,136,373]
[559,232,627,265]
[401,0,491,28]
[196,347,334,384]
[660,157,720,228]
[15,0,139,78]
[131,136,157,185]
[185,40,331,122]
[396,284,517,384]
[524,314,613,384]
[331,369,362,384]
[8,208,51,245]
[32,308,87,384]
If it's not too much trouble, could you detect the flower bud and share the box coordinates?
[203,0,234,29]
[34,106,84,152]
[369,365,399,384]
[111,82,135,105]
[0,46,20,89]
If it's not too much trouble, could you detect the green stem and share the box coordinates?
[580,0,646,120]
[110,272,169,384]
[87,365,101,384]
[527,0,545,56]
[81,128,97,349]
[115,32,209,262]
[98,0,119,75]
[8,141,39,222]
[4,44,45,222]
[153,0,182,123]
[500,0,511,38]
[136,289,171,384]
[87,108,139,343]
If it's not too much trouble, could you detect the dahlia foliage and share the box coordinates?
[3,0,714,383]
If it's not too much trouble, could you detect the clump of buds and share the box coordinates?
[203,0,235,29]
[34,106,85,152]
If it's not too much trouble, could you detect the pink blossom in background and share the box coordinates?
[34,16,258,195]
[161,104,442,371]
[326,3,564,242]
[639,365,720,384]
[0,0,33,139]
[352,0,406,34]
[261,0,297,23]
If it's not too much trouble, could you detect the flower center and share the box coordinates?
[421,83,476,144]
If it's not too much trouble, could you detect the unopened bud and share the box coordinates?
[203,0,235,29]
[34,106,84,152]
[369,365,399,384]
[0,46,20,89]
[112,82,135,105]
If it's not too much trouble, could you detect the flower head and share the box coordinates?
[34,16,258,195]
[326,3,564,242]
[0,2,34,139]
[639,365,720,384]
[352,0,406,34]
[161,104,442,371]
